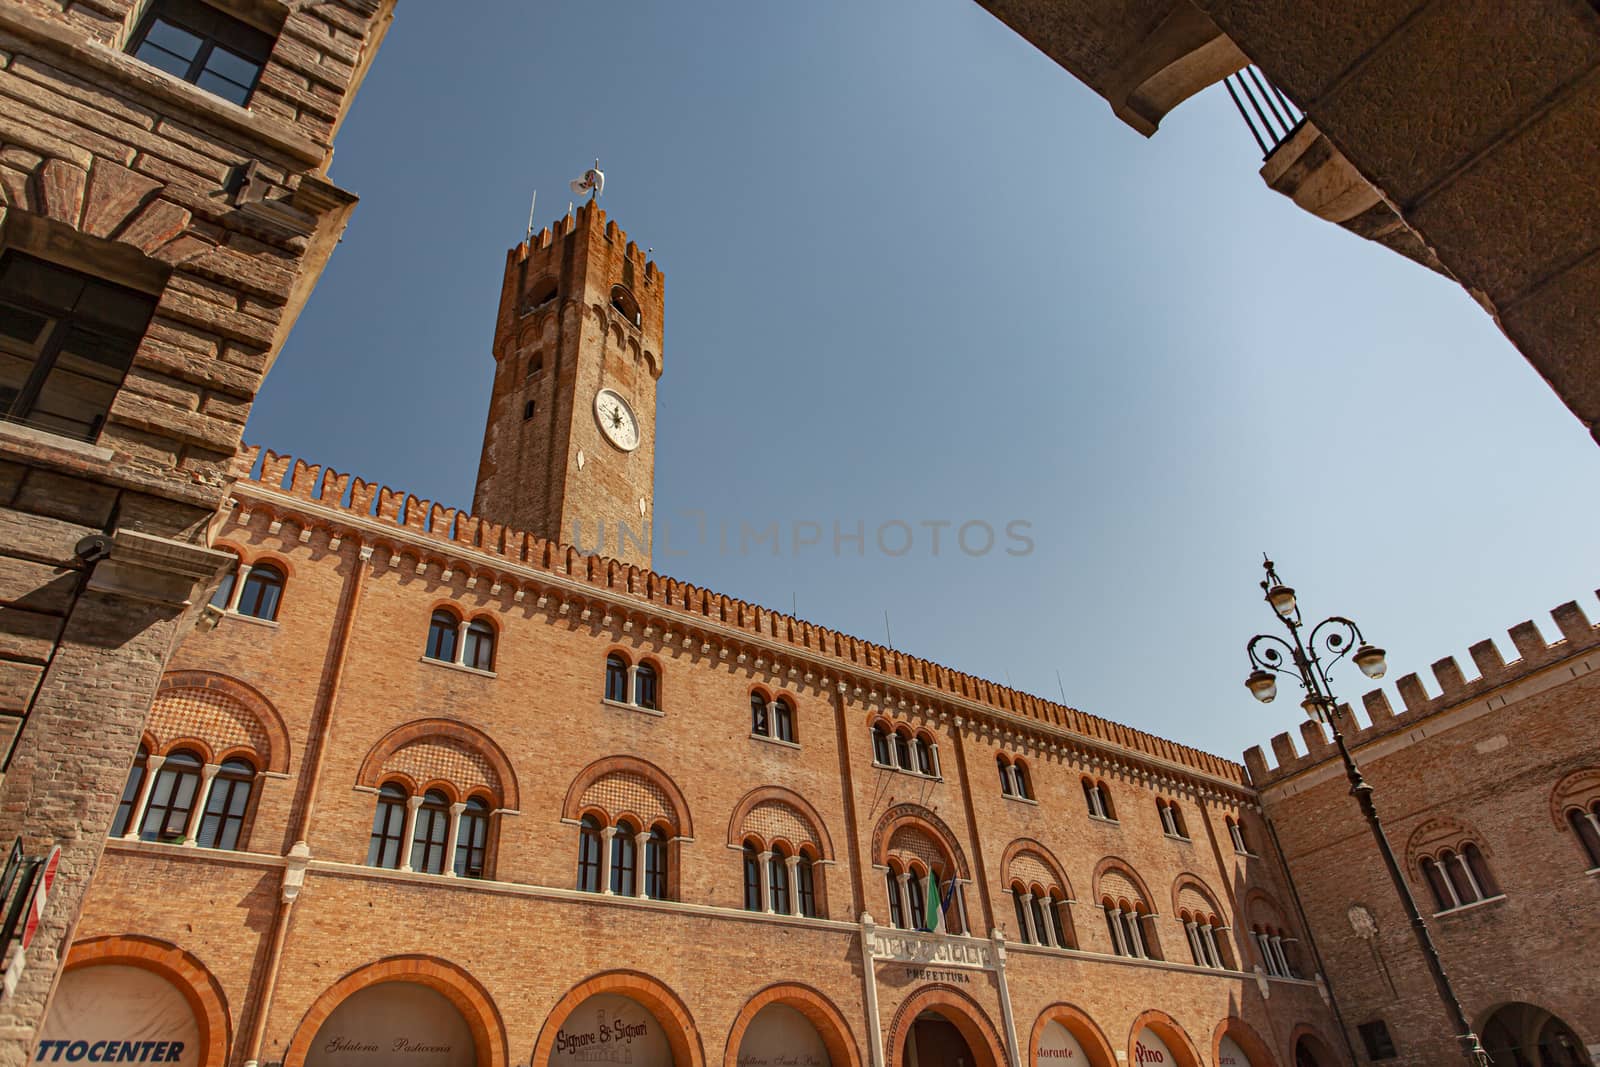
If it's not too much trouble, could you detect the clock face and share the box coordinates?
[594,388,641,452]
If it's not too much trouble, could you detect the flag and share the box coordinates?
[924,871,945,934]
[570,162,605,199]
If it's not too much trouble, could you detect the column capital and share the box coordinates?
[406,794,425,810]
[200,763,222,780]
[449,802,467,815]
[145,754,168,770]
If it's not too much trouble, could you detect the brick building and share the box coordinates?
[38,205,1348,1067]
[1245,598,1600,1066]
[0,0,394,1057]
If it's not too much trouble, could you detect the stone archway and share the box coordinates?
[724,984,860,1067]
[886,985,1005,1067]
[1480,1002,1593,1066]
[1028,1004,1117,1067]
[1211,1019,1278,1067]
[531,971,704,1067]
[1126,1010,1202,1067]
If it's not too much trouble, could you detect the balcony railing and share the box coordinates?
[1224,66,1304,158]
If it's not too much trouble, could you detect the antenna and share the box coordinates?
[1055,670,1067,703]
[525,189,537,242]
[883,610,894,649]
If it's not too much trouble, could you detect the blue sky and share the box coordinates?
[250,0,1600,763]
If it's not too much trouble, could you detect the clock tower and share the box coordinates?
[473,201,663,569]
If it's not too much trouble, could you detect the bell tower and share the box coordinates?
[473,201,663,569]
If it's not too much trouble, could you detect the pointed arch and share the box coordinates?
[155,671,290,773]
[357,718,520,810]
[562,755,693,838]
[727,786,834,860]
[1550,766,1600,826]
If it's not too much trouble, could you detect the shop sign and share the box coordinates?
[736,1004,829,1067]
[306,982,473,1067]
[1217,1036,1252,1067]
[1035,1021,1087,1064]
[38,966,199,1065]
[1132,1029,1176,1066]
[551,994,670,1067]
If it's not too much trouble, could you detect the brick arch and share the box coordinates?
[727,786,835,860]
[1549,767,1600,826]
[1170,873,1228,925]
[63,935,231,1067]
[357,719,520,810]
[1028,1003,1117,1067]
[1092,856,1156,910]
[1212,1017,1279,1067]
[1001,838,1073,897]
[531,970,703,1067]
[1403,815,1489,876]
[285,956,507,1067]
[870,804,970,880]
[1286,1025,1340,1067]
[1241,888,1290,931]
[563,755,693,837]
[155,672,290,774]
[886,984,1004,1067]
[722,983,860,1067]
[1127,1009,1203,1067]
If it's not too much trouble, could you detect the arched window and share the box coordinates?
[1014,762,1032,800]
[197,757,254,850]
[893,729,911,771]
[886,868,906,929]
[998,755,1013,796]
[1049,891,1072,948]
[871,723,892,766]
[523,399,536,421]
[610,285,641,326]
[455,797,490,878]
[425,609,459,662]
[610,818,638,896]
[527,352,544,377]
[1423,844,1497,912]
[577,815,603,892]
[1252,924,1297,977]
[768,847,791,915]
[750,693,768,735]
[1568,803,1600,869]
[743,842,763,911]
[1159,799,1188,839]
[772,698,795,743]
[1029,891,1049,944]
[410,790,452,874]
[605,654,629,703]
[644,825,668,900]
[633,662,659,710]
[1227,816,1250,854]
[796,851,818,917]
[1462,844,1495,897]
[139,749,202,843]
[110,746,149,838]
[367,783,407,869]
[463,619,496,671]
[1012,885,1031,942]
[237,563,284,621]
[208,565,235,611]
[907,869,925,930]
[1421,856,1455,911]
[1084,779,1115,820]
[526,278,558,310]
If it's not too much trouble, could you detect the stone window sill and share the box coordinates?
[0,419,115,463]
[751,732,800,751]
[1088,814,1120,826]
[1003,794,1039,807]
[1164,832,1193,844]
[1434,894,1507,918]
[223,611,279,629]
[602,698,664,718]
[419,657,496,679]
[871,760,940,783]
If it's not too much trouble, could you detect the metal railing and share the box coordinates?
[1224,65,1304,159]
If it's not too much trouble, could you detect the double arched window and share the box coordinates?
[424,608,497,672]
[1102,896,1160,960]
[112,745,258,851]
[366,782,497,879]
[1226,815,1252,855]
[741,838,820,918]
[882,857,963,934]
[997,754,1033,800]
[1419,843,1498,913]
[1178,908,1233,970]
[576,813,670,900]
[1082,778,1116,821]
[209,557,285,622]
[1009,880,1072,948]
[1156,798,1188,839]
[749,690,796,744]
[1251,922,1299,977]
[604,652,660,711]
[869,720,940,778]
[1567,799,1600,870]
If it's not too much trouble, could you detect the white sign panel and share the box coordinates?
[306,982,474,1067]
[737,1004,829,1067]
[1035,1021,1088,1065]
[550,994,671,1067]
[1131,1028,1176,1067]
[38,965,200,1065]
[1217,1036,1252,1067]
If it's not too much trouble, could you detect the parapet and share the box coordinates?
[1243,594,1600,786]
[510,200,662,285]
[230,444,1244,790]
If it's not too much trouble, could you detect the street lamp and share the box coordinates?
[1243,557,1490,1067]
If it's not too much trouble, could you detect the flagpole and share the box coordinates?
[525,190,537,242]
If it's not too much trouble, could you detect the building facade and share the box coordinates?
[0,0,394,1055]
[38,207,1345,1067]
[1246,597,1600,1067]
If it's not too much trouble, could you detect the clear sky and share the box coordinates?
[249,0,1600,765]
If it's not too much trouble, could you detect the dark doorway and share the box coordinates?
[908,1012,976,1067]
[1482,1003,1592,1067]
[1294,1036,1329,1067]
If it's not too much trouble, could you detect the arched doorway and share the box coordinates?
[1481,1003,1593,1067]
[41,965,206,1066]
[908,1011,977,1067]
[1291,1034,1336,1067]
[532,973,702,1067]
[1127,1012,1202,1067]
[725,985,859,1067]
[887,988,1004,1067]
[1029,1005,1116,1067]
[304,982,474,1067]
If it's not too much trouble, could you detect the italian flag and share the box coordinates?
[924,872,946,934]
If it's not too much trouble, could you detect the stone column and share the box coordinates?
[634,829,649,899]
[398,795,424,872]
[759,851,775,913]
[1018,893,1037,945]
[785,854,801,916]
[600,826,617,894]
[226,564,249,613]
[1202,923,1224,969]
[182,764,221,846]
[444,802,466,876]
[896,872,914,930]
[122,755,165,840]
[1126,910,1147,958]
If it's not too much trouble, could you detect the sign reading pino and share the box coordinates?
[305,982,473,1067]
[1132,1029,1176,1065]
[37,965,200,1064]
[1035,1021,1088,1064]
[1217,1036,1252,1067]
[551,995,670,1067]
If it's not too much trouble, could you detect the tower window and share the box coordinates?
[524,278,558,312]
[128,0,275,107]
[523,399,536,421]
[610,285,641,326]
[526,353,544,377]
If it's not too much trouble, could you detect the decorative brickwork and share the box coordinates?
[149,686,271,765]
[383,738,501,803]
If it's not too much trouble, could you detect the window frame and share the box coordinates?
[462,618,496,672]
[237,562,284,621]
[366,783,408,870]
[455,796,491,879]
[743,842,763,912]
[644,825,668,900]
[577,814,603,892]
[610,819,638,896]
[111,745,150,838]
[425,609,460,663]
[196,756,255,851]
[139,749,203,843]
[126,0,276,107]
[604,654,630,704]
[409,790,452,875]
[633,662,659,710]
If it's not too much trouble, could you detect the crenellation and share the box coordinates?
[1394,672,1429,713]
[1506,619,1548,663]
[1467,637,1506,679]
[1270,732,1299,767]
[1297,719,1327,757]
[1361,687,1394,723]
[1430,655,1467,696]
[1549,599,1591,644]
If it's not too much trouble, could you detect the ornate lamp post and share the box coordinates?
[1243,557,1490,1067]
